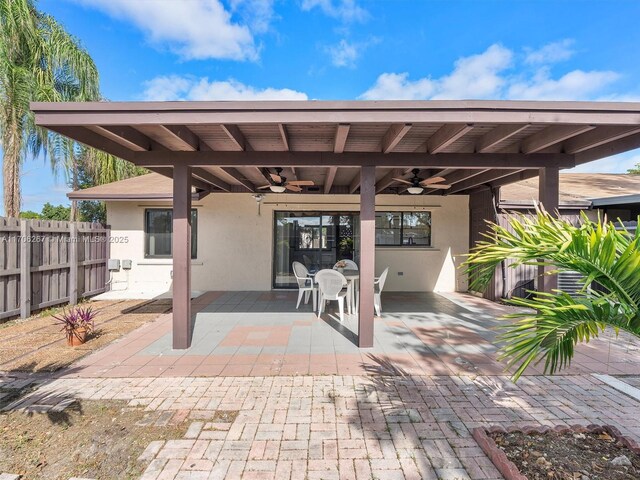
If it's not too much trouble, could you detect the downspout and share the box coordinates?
[490,186,508,300]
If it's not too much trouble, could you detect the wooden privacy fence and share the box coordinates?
[0,217,110,320]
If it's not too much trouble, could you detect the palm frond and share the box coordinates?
[463,207,640,381]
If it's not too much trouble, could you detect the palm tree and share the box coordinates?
[464,207,640,381]
[0,0,100,217]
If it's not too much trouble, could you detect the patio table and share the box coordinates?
[309,268,359,315]
[337,268,359,314]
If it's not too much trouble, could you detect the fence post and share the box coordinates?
[20,219,31,318]
[69,222,78,305]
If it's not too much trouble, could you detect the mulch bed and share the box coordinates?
[474,425,640,480]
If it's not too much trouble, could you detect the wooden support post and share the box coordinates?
[172,163,192,349]
[20,220,31,318]
[538,166,559,293]
[358,166,375,348]
[69,222,78,305]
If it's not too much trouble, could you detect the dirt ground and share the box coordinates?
[0,399,186,480]
[491,430,640,480]
[0,299,171,372]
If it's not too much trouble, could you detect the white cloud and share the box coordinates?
[327,39,359,67]
[73,0,269,61]
[360,44,513,100]
[360,42,620,101]
[567,152,640,174]
[508,68,620,101]
[525,39,575,65]
[325,37,377,68]
[301,0,369,23]
[142,76,308,101]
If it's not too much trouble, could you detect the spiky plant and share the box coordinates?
[464,207,640,381]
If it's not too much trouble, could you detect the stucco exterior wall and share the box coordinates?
[105,193,469,296]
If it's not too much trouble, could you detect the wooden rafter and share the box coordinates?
[334,124,350,153]
[476,124,529,153]
[521,125,595,154]
[324,166,337,194]
[381,124,412,153]
[427,123,474,153]
[134,125,200,151]
[447,169,526,194]
[191,168,231,192]
[375,168,402,193]
[349,171,360,194]
[220,124,248,151]
[86,125,153,151]
[564,126,640,154]
[278,124,290,151]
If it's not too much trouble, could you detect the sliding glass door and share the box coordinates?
[273,212,359,289]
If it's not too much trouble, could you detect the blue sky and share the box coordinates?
[14,0,640,213]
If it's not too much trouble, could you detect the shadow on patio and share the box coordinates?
[56,291,640,379]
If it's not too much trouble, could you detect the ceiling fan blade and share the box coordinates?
[393,177,413,185]
[270,173,283,183]
[257,184,272,189]
[285,184,302,192]
[419,176,447,186]
[287,180,314,186]
[426,184,451,189]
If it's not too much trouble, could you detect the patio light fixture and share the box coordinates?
[407,186,424,195]
[269,185,287,193]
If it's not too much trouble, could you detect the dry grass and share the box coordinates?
[0,299,171,372]
[0,400,186,480]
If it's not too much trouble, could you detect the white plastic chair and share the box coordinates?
[315,269,348,322]
[292,261,317,310]
[373,267,389,317]
[334,259,358,270]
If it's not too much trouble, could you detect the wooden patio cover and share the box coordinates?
[31,100,640,348]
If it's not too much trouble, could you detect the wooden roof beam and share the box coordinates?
[48,125,136,161]
[349,171,360,194]
[134,151,575,169]
[564,125,640,154]
[427,123,474,153]
[218,167,254,192]
[447,169,525,195]
[376,168,402,193]
[150,167,212,193]
[476,124,529,153]
[381,124,412,153]
[324,166,337,194]
[575,131,640,165]
[278,124,290,151]
[86,125,153,151]
[521,125,595,154]
[192,168,231,192]
[134,125,200,151]
[220,124,249,151]
[334,124,350,153]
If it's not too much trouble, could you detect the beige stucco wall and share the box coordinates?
[106,193,469,296]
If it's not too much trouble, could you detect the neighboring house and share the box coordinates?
[70,173,469,298]
[470,173,640,301]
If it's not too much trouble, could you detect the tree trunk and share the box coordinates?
[69,157,79,221]
[3,130,21,218]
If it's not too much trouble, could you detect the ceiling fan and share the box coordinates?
[258,167,315,193]
[393,169,451,194]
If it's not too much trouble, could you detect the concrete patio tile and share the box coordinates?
[191,364,225,376]
[221,365,254,376]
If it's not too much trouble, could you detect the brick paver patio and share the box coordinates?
[1,292,639,479]
[2,372,639,480]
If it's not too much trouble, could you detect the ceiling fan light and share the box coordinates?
[407,186,424,195]
[269,185,286,193]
